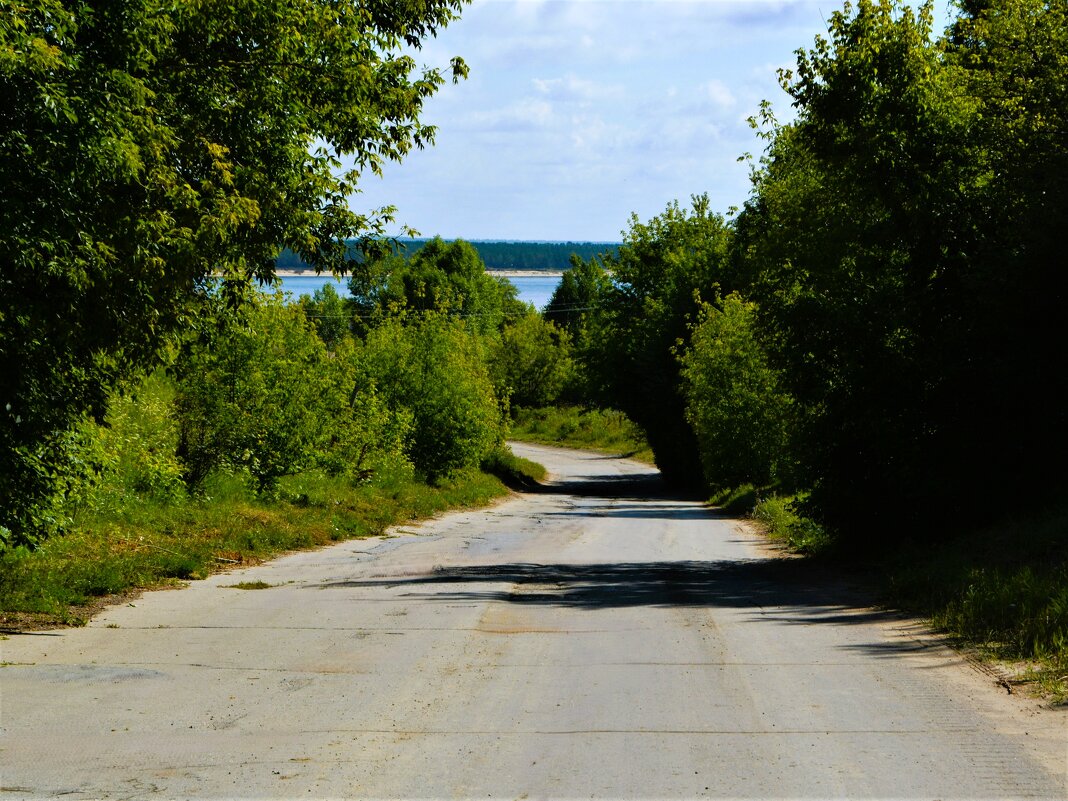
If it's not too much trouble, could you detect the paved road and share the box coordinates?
[1,443,1064,799]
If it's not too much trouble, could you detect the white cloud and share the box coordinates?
[532,75,625,104]
[703,79,737,110]
[467,97,555,132]
[352,0,844,239]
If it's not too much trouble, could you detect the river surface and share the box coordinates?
[276,272,562,311]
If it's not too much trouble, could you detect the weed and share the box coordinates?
[223,581,272,590]
[751,494,831,554]
[882,500,1068,702]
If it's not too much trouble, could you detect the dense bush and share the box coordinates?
[173,292,337,495]
[679,294,793,490]
[91,372,187,507]
[490,314,574,409]
[362,314,504,481]
[317,336,412,485]
[299,283,351,351]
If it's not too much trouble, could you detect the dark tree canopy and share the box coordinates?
[582,197,732,488]
[734,0,1068,539]
[0,0,469,544]
[544,253,612,339]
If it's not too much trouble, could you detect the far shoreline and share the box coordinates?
[272,269,565,279]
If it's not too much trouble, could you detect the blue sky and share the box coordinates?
[354,0,948,242]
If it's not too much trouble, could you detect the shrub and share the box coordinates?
[362,314,505,481]
[490,314,574,408]
[173,292,335,495]
[679,294,793,490]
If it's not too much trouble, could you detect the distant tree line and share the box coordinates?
[276,239,620,273]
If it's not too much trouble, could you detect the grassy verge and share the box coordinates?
[0,464,513,630]
[750,493,833,554]
[734,487,1068,704]
[882,501,1068,703]
[481,445,547,491]
[508,405,654,463]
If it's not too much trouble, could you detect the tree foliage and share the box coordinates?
[0,0,468,545]
[734,0,974,530]
[680,294,793,490]
[544,254,612,339]
[173,293,335,495]
[490,314,574,409]
[299,283,351,352]
[349,237,512,335]
[581,197,731,487]
[553,0,1064,548]
[361,314,504,481]
[734,0,1068,538]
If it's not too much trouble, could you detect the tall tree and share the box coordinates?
[937,0,1068,510]
[0,0,468,544]
[679,294,793,491]
[736,0,978,535]
[544,253,612,340]
[583,197,731,487]
[736,0,1068,539]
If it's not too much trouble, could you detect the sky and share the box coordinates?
[353,0,949,242]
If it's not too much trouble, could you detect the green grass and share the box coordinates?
[708,484,760,516]
[0,466,510,628]
[739,487,1068,704]
[882,501,1068,703]
[508,405,654,462]
[222,581,273,590]
[481,445,547,490]
[750,493,832,554]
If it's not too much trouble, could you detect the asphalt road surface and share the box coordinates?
[1,443,1065,799]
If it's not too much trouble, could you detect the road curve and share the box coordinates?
[1,443,1064,799]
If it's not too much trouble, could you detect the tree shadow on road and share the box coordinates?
[313,463,941,658]
[530,470,673,499]
[317,558,897,629]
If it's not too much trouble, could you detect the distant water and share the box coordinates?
[506,274,561,310]
[274,274,350,299]
[275,273,562,311]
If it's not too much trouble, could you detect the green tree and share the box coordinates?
[299,283,351,351]
[0,0,468,545]
[361,314,503,481]
[173,292,335,496]
[351,238,512,335]
[935,0,1068,513]
[679,294,793,490]
[736,0,1068,539]
[490,314,574,409]
[318,335,412,485]
[582,196,731,487]
[735,0,982,535]
[544,254,612,339]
